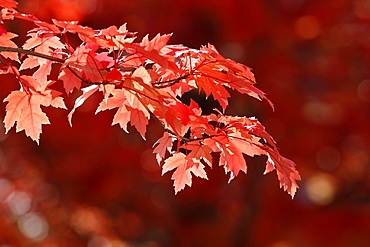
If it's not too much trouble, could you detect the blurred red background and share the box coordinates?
[1,0,370,246]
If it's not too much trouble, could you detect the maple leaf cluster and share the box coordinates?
[0,0,300,197]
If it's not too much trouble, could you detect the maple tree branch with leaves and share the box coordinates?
[0,0,300,198]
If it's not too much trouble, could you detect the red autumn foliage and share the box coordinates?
[0,0,300,197]
[1,0,370,246]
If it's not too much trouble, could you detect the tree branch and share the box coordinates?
[0,46,65,63]
[66,66,107,85]
[152,73,190,88]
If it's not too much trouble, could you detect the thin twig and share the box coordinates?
[66,66,107,85]
[152,73,190,88]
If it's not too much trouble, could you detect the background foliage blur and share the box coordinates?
[1,0,370,246]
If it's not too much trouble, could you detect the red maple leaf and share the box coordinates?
[0,32,19,62]
[0,0,17,9]
[126,106,149,139]
[96,88,127,112]
[153,132,174,164]
[124,42,180,73]
[196,75,230,111]
[162,152,209,194]
[58,68,82,94]
[0,4,301,198]
[217,136,248,181]
[52,20,94,36]
[112,106,131,133]
[182,142,213,168]
[265,149,301,199]
[162,152,191,194]
[140,33,172,52]
[19,34,65,82]
[3,90,66,144]
[105,68,122,81]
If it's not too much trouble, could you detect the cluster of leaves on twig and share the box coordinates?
[0,0,300,197]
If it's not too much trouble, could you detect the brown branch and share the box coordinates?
[0,46,65,63]
[65,66,107,85]
[147,109,220,145]
[152,73,190,88]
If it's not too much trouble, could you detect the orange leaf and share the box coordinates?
[214,135,247,181]
[95,89,131,132]
[19,55,39,70]
[183,142,213,168]
[153,132,174,164]
[0,32,19,62]
[68,85,99,126]
[112,106,131,133]
[162,153,191,194]
[189,163,208,180]
[172,162,192,194]
[162,152,186,175]
[0,0,18,9]
[162,152,209,194]
[124,42,180,73]
[196,76,230,112]
[23,34,64,51]
[33,60,52,83]
[132,66,151,85]
[265,149,301,199]
[95,89,127,113]
[141,33,172,52]
[58,68,82,94]
[3,91,51,144]
[127,106,149,140]
[3,91,29,133]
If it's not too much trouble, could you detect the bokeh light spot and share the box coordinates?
[77,0,97,15]
[357,79,370,102]
[302,99,343,125]
[295,15,321,40]
[220,42,245,61]
[305,173,336,205]
[354,0,370,20]
[316,146,341,171]
[271,241,292,247]
[71,207,102,235]
[18,212,49,240]
[88,236,111,247]
[88,237,133,247]
[6,191,32,216]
